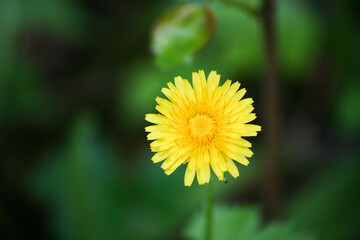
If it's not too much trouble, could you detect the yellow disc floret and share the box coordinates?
[189,114,216,144]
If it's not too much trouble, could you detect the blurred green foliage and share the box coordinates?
[278,0,322,78]
[0,0,90,126]
[30,114,121,240]
[0,60,59,126]
[150,0,321,80]
[185,205,315,240]
[332,78,360,135]
[151,4,215,68]
[22,0,90,39]
[287,158,360,240]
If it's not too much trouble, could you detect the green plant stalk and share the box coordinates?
[205,179,213,240]
[261,0,281,219]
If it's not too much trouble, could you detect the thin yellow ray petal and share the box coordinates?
[161,87,172,100]
[196,151,204,170]
[164,155,187,175]
[237,130,259,137]
[210,161,224,181]
[147,131,181,141]
[203,149,210,164]
[147,131,165,140]
[233,138,252,148]
[217,150,228,172]
[221,80,232,94]
[198,70,207,87]
[192,72,202,101]
[185,166,196,186]
[145,125,176,133]
[226,98,253,114]
[155,105,176,121]
[145,114,171,124]
[161,152,180,170]
[220,131,242,140]
[223,148,250,166]
[151,151,170,163]
[150,141,177,152]
[207,71,220,97]
[222,99,254,119]
[232,155,250,166]
[208,146,219,164]
[236,113,257,124]
[174,76,187,95]
[200,164,210,184]
[224,82,240,102]
[187,156,196,169]
[223,154,239,178]
[209,85,224,108]
[196,168,204,185]
[233,124,261,137]
[245,124,262,132]
[164,146,191,174]
[198,70,207,100]
[167,82,185,102]
[183,79,196,102]
[225,143,253,157]
[156,97,177,113]
[232,88,246,102]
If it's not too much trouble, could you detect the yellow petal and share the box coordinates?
[185,166,196,186]
[192,72,202,101]
[151,151,170,163]
[207,71,220,97]
[224,154,239,178]
[210,161,224,181]
[145,114,169,124]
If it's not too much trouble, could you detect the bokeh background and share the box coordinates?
[1,0,360,239]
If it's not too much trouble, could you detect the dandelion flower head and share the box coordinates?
[145,70,261,186]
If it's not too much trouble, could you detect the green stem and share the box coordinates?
[205,180,213,240]
[261,0,281,219]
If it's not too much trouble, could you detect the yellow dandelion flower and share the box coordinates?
[145,70,261,186]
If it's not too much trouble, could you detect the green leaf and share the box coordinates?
[185,205,314,240]
[258,224,315,240]
[185,205,261,240]
[151,4,215,68]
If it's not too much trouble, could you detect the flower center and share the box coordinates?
[189,114,216,144]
